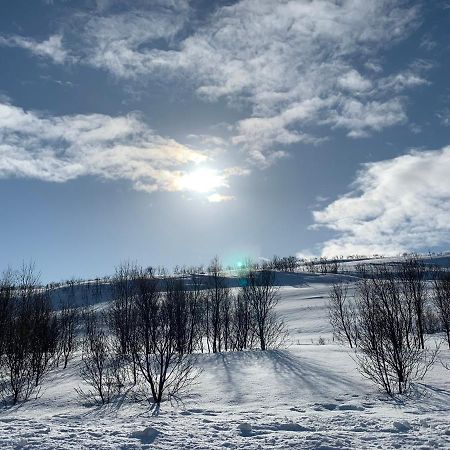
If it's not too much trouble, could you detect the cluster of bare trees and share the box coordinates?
[329,257,449,395]
[0,258,284,407]
[182,255,299,274]
[263,256,298,272]
[305,257,342,274]
[0,265,79,405]
[78,259,285,405]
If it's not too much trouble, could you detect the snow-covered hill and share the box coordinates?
[1,265,450,449]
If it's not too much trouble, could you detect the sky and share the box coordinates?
[0,0,449,282]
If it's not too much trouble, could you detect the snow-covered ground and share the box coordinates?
[1,274,450,449]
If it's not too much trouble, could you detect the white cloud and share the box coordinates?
[68,0,423,164]
[0,1,429,167]
[327,98,407,138]
[0,34,68,63]
[0,101,243,195]
[232,97,329,167]
[313,146,450,256]
[338,70,373,93]
[377,70,429,92]
[74,0,190,78]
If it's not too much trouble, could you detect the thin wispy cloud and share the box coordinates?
[437,108,450,127]
[72,0,190,78]
[69,0,425,165]
[0,34,68,64]
[2,0,428,169]
[313,146,450,257]
[0,101,237,198]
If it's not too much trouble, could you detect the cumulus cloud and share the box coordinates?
[313,146,450,257]
[0,34,68,63]
[0,101,241,195]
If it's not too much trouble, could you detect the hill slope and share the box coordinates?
[1,270,450,449]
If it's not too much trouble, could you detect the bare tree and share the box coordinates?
[354,265,435,395]
[433,269,450,349]
[133,274,196,404]
[92,278,104,304]
[0,269,14,357]
[165,277,189,355]
[77,310,124,405]
[186,272,206,353]
[221,290,233,352]
[1,312,35,404]
[399,256,428,349]
[57,299,79,369]
[242,270,285,350]
[206,257,228,353]
[329,282,357,348]
[231,292,255,351]
[29,291,58,389]
[109,262,139,384]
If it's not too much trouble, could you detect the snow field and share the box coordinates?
[1,276,450,449]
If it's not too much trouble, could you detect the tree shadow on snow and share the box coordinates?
[265,349,362,395]
[79,387,135,418]
[204,349,364,405]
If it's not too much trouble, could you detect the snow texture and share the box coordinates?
[1,268,450,449]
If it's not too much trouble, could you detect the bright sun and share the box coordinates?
[179,168,225,193]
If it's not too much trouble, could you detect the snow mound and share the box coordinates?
[268,422,312,432]
[130,426,160,443]
[337,404,365,411]
[238,422,252,436]
[393,421,412,432]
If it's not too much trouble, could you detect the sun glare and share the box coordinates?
[179,168,225,193]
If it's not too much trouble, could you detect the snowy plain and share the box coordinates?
[1,271,450,449]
